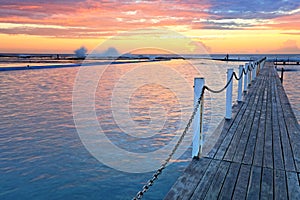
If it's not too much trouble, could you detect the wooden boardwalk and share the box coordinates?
[165,63,300,200]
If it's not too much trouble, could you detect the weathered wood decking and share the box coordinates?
[165,63,300,199]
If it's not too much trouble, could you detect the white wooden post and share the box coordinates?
[252,63,256,81]
[248,63,252,86]
[225,68,233,119]
[261,59,265,68]
[192,78,205,158]
[237,65,243,102]
[243,64,248,92]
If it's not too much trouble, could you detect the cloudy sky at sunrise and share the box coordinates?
[0,0,300,54]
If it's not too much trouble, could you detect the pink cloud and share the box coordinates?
[0,0,299,38]
[0,0,210,37]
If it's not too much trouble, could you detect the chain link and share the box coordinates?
[133,88,204,200]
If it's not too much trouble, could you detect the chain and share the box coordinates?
[204,72,234,93]
[132,57,267,200]
[205,57,266,94]
[132,88,204,200]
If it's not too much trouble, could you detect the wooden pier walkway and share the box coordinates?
[165,63,300,199]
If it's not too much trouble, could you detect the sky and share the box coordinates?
[0,0,300,54]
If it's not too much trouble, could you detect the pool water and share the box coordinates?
[1,58,299,199]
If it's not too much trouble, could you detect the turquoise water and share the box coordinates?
[0,58,299,199]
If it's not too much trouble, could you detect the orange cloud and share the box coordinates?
[0,0,300,53]
[271,39,300,53]
[0,1,210,34]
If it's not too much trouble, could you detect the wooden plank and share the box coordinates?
[214,110,246,160]
[232,84,263,162]
[271,74,285,170]
[206,99,246,158]
[223,76,265,162]
[274,69,300,172]
[206,116,236,158]
[276,76,300,172]
[246,166,262,200]
[217,162,241,200]
[211,96,255,159]
[274,169,288,199]
[252,80,267,167]
[212,75,265,160]
[278,118,296,172]
[263,71,274,169]
[202,161,230,199]
[273,72,297,172]
[232,164,251,200]
[164,158,212,200]
[285,120,300,173]
[238,76,265,164]
[242,102,261,165]
[286,171,300,199]
[190,159,221,199]
[222,111,249,161]
[260,167,273,199]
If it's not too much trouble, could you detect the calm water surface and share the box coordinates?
[280,66,300,124]
[0,59,299,199]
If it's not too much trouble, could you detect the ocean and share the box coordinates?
[0,54,299,199]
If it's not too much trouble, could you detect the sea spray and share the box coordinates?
[74,46,87,59]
